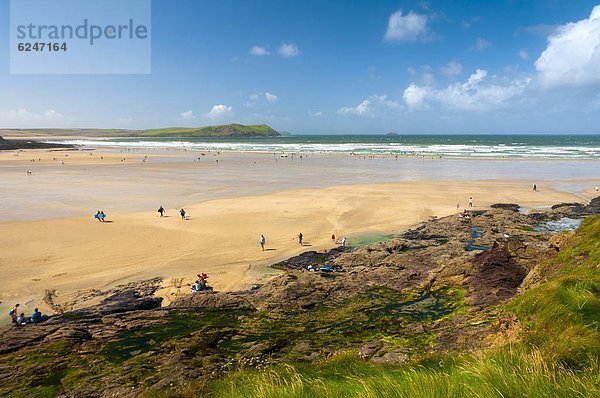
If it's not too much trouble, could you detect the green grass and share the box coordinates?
[201,350,599,398]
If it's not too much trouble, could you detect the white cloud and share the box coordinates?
[0,108,64,127]
[535,5,600,87]
[310,111,323,117]
[337,95,403,117]
[206,104,233,119]
[472,37,492,51]
[278,43,300,58]
[517,50,529,60]
[403,84,431,109]
[403,69,531,111]
[180,110,196,120]
[246,92,279,107]
[384,10,429,42]
[440,60,463,77]
[265,92,278,103]
[249,46,270,56]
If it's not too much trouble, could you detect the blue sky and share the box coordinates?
[1,0,600,134]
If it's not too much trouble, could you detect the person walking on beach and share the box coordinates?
[469,197,473,207]
[341,237,347,247]
[331,234,336,243]
[179,208,186,220]
[9,304,19,324]
[260,234,266,251]
[298,233,303,245]
[158,206,165,217]
[533,184,537,192]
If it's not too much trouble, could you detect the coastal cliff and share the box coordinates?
[1,198,599,397]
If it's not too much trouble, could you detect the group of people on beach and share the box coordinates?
[8,304,48,326]
[94,210,107,222]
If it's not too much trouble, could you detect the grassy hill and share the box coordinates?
[141,124,279,138]
[0,124,280,138]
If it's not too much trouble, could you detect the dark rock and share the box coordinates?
[490,203,520,212]
[170,292,255,310]
[0,136,73,151]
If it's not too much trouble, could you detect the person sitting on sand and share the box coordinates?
[340,237,347,246]
[94,211,102,222]
[30,308,48,324]
[99,211,106,222]
[158,206,165,217]
[191,281,203,293]
[16,313,28,325]
[8,304,19,324]
[260,234,266,251]
[180,208,186,220]
[298,233,303,245]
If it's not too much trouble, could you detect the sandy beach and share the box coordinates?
[0,147,597,324]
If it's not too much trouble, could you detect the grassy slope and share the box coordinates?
[201,216,600,398]
[0,124,279,138]
[141,124,279,137]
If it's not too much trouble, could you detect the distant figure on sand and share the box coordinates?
[260,234,266,251]
[9,304,19,324]
[158,206,165,217]
[533,184,537,191]
[596,185,599,193]
[298,233,303,245]
[456,203,460,211]
[27,169,32,175]
[469,197,473,207]
[331,234,336,242]
[341,237,347,246]
[180,208,186,220]
[94,211,106,222]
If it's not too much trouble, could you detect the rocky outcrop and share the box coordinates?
[0,136,73,150]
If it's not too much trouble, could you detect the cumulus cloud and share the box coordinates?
[0,108,64,127]
[249,46,270,56]
[384,10,429,42]
[310,111,323,117]
[246,92,279,107]
[337,95,403,117]
[180,110,196,120]
[440,60,463,77]
[403,84,431,109]
[535,5,600,87]
[403,69,531,111]
[278,43,300,58]
[265,92,278,103]
[206,104,233,119]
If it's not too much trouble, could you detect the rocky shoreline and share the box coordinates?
[0,136,74,151]
[0,197,599,396]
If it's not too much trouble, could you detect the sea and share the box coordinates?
[46,134,600,159]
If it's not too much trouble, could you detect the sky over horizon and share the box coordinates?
[1,0,600,134]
